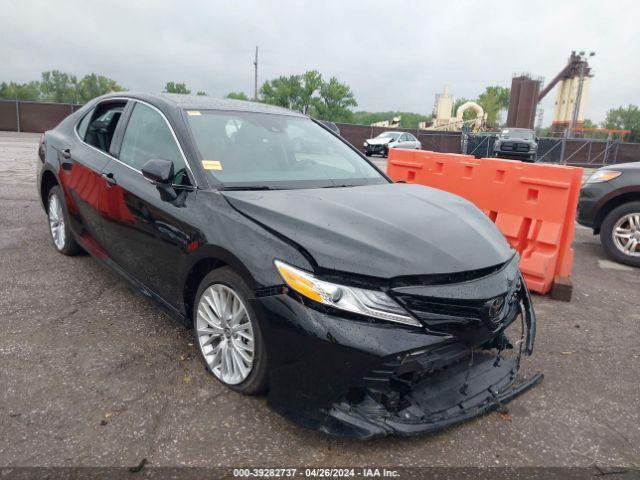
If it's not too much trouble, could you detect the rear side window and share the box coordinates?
[84,102,126,153]
[76,110,93,140]
[119,103,188,183]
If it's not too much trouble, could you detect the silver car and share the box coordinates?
[364,131,422,157]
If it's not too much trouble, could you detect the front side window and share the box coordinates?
[119,103,188,184]
[186,111,387,189]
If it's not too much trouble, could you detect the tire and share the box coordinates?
[47,185,81,256]
[193,267,268,394]
[600,202,640,268]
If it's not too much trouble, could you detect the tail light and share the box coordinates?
[38,134,45,162]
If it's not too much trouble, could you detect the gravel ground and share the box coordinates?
[0,132,638,469]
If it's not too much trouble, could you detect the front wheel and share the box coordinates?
[47,185,81,256]
[600,202,640,267]
[193,267,268,394]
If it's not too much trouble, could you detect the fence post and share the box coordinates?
[15,98,21,133]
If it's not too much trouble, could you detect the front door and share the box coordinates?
[98,101,199,308]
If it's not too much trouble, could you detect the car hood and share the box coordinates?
[601,162,640,172]
[366,138,394,145]
[222,183,512,278]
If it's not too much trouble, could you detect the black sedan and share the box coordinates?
[578,163,640,267]
[37,93,541,438]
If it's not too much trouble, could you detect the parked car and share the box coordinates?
[364,131,421,157]
[493,128,538,162]
[38,93,540,438]
[577,163,640,267]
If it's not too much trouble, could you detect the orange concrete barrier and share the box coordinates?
[387,149,583,295]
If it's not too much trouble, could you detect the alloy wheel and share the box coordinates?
[48,193,66,250]
[196,284,255,385]
[612,213,640,257]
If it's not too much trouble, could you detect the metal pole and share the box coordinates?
[15,94,20,133]
[253,46,259,101]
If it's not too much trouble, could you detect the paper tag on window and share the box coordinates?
[187,110,202,116]
[202,160,222,171]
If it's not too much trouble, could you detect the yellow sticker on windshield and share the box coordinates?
[187,110,202,116]
[202,160,222,171]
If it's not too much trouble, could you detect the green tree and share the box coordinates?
[0,81,42,101]
[40,70,79,103]
[476,86,510,127]
[351,111,431,128]
[260,75,303,109]
[225,91,250,100]
[315,77,357,123]
[164,82,191,94]
[298,70,323,114]
[77,73,124,103]
[196,91,207,96]
[602,105,640,142]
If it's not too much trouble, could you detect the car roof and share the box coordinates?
[96,92,307,117]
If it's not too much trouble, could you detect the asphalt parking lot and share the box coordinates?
[1,132,639,469]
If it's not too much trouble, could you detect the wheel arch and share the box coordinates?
[182,247,259,328]
[594,190,640,233]
[40,168,60,212]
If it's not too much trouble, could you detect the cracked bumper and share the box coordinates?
[251,265,541,438]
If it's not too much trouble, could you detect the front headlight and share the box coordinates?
[585,170,622,184]
[274,260,421,327]
[364,141,369,147]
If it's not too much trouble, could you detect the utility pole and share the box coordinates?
[253,46,259,101]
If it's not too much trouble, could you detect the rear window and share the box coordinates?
[75,110,93,140]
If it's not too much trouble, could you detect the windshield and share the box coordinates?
[500,129,533,140]
[376,132,400,139]
[186,110,387,189]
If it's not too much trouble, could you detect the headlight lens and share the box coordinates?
[585,170,622,184]
[274,260,421,327]
[364,141,369,147]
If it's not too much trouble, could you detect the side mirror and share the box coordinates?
[142,158,173,184]
[535,137,540,142]
[142,159,177,201]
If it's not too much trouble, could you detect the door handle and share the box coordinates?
[101,172,117,186]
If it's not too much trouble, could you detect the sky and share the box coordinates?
[2,0,638,125]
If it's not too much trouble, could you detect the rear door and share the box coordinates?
[59,100,128,256]
[98,101,199,307]
[406,133,420,149]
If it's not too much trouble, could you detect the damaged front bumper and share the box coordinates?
[252,256,542,438]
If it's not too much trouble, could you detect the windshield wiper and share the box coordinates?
[219,185,275,191]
